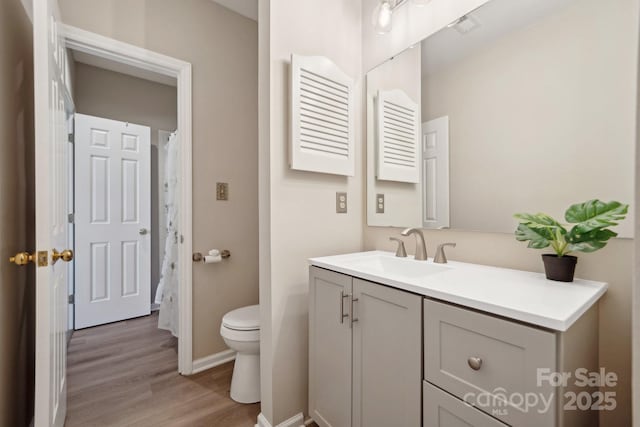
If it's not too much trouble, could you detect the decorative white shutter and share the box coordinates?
[375,89,420,183]
[290,54,355,176]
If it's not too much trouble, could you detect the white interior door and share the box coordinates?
[422,116,450,229]
[34,0,72,425]
[74,114,151,329]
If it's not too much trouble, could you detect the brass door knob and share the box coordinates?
[52,249,74,264]
[9,252,35,266]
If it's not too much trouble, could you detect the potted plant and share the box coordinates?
[514,199,628,282]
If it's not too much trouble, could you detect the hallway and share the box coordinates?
[65,313,259,426]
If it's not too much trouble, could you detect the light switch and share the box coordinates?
[336,192,347,214]
[376,193,385,213]
[216,182,229,201]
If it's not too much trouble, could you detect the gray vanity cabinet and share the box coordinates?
[309,267,422,427]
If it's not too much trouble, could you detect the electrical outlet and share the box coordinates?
[376,193,385,213]
[216,182,229,201]
[336,192,347,214]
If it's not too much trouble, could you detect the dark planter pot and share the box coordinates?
[541,254,577,282]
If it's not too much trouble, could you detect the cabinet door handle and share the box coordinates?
[340,291,350,324]
[468,357,483,371]
[351,297,359,325]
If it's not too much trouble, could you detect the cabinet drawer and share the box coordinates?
[424,299,556,427]
[424,381,508,427]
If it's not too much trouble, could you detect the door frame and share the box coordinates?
[61,24,194,375]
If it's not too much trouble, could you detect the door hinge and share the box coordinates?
[68,213,74,224]
[68,133,74,143]
[68,294,74,304]
[180,234,184,244]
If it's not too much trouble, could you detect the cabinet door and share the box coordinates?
[309,267,353,427]
[352,279,422,427]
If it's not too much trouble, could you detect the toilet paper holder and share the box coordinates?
[192,250,231,262]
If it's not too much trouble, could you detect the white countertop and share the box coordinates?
[309,251,608,331]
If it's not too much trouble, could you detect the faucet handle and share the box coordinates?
[389,237,407,258]
[434,243,456,264]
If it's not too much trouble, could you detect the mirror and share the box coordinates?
[366,0,635,237]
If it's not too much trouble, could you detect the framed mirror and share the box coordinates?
[366,0,635,237]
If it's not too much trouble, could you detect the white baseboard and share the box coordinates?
[151,303,160,312]
[191,349,236,374]
[256,412,304,427]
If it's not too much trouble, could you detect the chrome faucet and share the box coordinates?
[401,228,428,261]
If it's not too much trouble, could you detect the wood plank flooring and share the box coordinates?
[65,313,260,427]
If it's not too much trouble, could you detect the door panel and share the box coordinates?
[34,0,71,425]
[352,279,422,427]
[75,114,151,328]
[422,116,450,229]
[309,267,353,427]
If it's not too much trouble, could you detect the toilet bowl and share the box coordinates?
[220,304,260,404]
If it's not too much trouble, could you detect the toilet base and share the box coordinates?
[230,352,261,404]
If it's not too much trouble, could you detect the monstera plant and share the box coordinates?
[514,199,628,282]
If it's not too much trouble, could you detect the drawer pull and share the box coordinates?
[351,297,359,325]
[467,357,483,371]
[340,291,350,324]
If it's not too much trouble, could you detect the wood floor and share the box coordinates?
[66,313,260,427]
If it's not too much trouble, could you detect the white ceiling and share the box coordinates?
[71,50,177,87]
[211,0,258,21]
[421,0,576,76]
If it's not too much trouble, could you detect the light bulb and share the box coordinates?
[372,1,393,34]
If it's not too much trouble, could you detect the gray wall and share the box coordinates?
[0,0,35,425]
[73,63,178,305]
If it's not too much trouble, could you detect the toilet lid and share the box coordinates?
[222,305,260,331]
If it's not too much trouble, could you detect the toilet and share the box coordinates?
[220,304,260,404]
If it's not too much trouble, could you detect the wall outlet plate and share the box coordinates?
[336,192,347,213]
[376,193,385,213]
[216,182,229,200]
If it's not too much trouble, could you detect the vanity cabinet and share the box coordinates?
[308,254,604,427]
[309,267,422,427]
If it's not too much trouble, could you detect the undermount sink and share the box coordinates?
[339,252,451,279]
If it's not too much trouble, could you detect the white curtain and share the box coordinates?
[155,132,180,337]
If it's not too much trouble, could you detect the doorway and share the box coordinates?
[61,24,194,376]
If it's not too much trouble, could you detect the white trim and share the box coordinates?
[192,349,236,374]
[256,412,305,427]
[256,413,271,427]
[61,24,195,375]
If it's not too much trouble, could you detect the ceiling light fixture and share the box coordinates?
[372,0,428,34]
[372,0,394,34]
